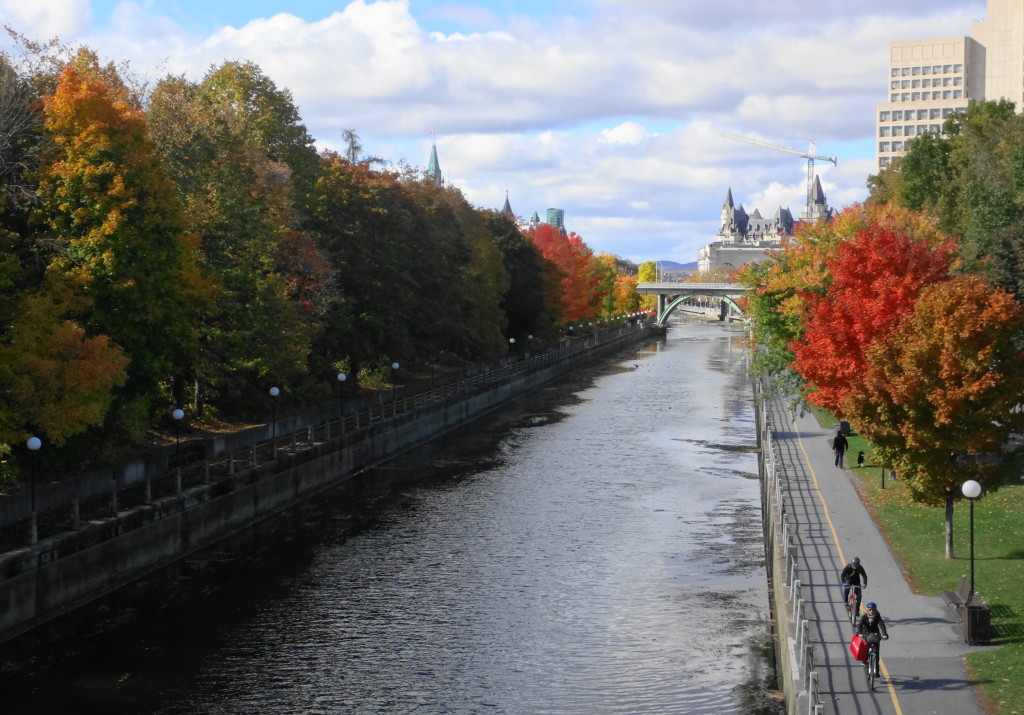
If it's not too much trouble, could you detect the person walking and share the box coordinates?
[833,428,849,468]
[856,602,889,676]
[841,557,867,605]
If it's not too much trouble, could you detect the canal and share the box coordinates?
[0,318,777,714]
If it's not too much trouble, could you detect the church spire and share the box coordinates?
[427,132,443,186]
[501,190,514,219]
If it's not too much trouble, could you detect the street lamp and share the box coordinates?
[172,408,184,466]
[26,436,41,545]
[269,386,280,458]
[390,362,399,404]
[962,479,982,607]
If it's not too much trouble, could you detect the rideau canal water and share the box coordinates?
[0,318,779,714]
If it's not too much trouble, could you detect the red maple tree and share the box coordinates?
[791,223,955,414]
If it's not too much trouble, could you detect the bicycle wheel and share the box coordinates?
[866,652,876,690]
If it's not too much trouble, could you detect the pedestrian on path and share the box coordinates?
[832,428,849,467]
[841,557,867,604]
[856,602,889,676]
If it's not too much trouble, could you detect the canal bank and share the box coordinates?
[0,325,655,645]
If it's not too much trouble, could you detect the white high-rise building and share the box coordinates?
[877,1,1024,170]
[876,38,982,169]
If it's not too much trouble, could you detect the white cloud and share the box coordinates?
[0,0,90,41]
[0,0,989,262]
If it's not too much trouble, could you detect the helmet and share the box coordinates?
[852,557,861,564]
[865,602,877,609]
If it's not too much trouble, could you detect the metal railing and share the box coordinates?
[0,324,652,557]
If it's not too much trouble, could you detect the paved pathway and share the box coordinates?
[765,390,988,714]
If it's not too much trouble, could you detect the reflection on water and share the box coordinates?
[0,319,776,714]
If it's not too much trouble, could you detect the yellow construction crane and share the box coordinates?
[721,133,837,216]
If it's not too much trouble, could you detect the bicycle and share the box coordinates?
[846,584,864,626]
[863,636,882,690]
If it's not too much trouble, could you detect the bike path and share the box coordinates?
[766,393,987,714]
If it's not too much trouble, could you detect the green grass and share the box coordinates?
[812,413,1024,713]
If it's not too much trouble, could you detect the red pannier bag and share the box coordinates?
[849,633,869,661]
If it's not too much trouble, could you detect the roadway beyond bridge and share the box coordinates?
[636,281,745,324]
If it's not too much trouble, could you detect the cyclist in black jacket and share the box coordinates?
[856,602,889,676]
[841,557,867,604]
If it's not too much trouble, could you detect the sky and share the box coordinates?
[0,0,987,265]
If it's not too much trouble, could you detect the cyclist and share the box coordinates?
[841,557,868,605]
[856,602,889,676]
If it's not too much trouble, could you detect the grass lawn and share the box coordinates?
[810,408,1024,713]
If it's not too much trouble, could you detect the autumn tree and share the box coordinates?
[34,63,209,437]
[791,212,955,414]
[528,224,603,323]
[843,275,1024,555]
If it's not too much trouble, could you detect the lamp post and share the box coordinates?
[390,362,399,405]
[172,408,184,493]
[962,479,982,607]
[172,408,184,465]
[26,436,41,545]
[269,386,280,458]
[509,337,515,358]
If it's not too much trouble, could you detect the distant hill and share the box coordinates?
[659,260,697,271]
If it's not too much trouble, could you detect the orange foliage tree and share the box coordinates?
[35,64,209,434]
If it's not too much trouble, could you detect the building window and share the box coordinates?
[912,79,921,88]
[902,67,911,76]
[892,141,904,151]
[933,91,943,99]
[943,90,952,99]
[879,142,891,152]
[922,66,930,75]
[880,111,891,121]
[954,63,963,73]
[893,126,903,136]
[917,109,928,119]
[901,80,910,89]
[911,92,921,100]
[902,93,911,101]
[891,68,900,77]
[891,93,899,102]
[953,90,963,98]
[943,64,952,73]
[930,124,940,132]
[922,78,931,88]
[943,77,952,86]
[892,110,903,120]
[954,77,963,86]
[930,108,941,119]
[880,126,891,137]
[891,81,900,89]
[880,156,892,167]
[933,65,942,73]
[917,124,927,134]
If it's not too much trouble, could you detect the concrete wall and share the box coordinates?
[0,329,651,644]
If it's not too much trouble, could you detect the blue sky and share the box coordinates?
[0,0,986,264]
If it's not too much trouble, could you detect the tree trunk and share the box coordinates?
[944,489,955,559]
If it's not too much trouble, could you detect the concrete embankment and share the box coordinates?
[0,327,655,644]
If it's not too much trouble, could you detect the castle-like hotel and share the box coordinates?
[696,177,833,276]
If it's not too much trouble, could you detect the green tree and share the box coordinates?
[147,73,324,413]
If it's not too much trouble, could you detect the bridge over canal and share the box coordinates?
[636,281,746,324]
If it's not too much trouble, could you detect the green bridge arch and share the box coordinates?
[656,292,747,325]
